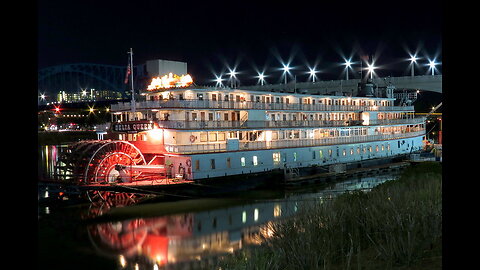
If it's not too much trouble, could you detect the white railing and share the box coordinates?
[155,117,425,130]
[111,99,414,113]
[164,130,425,154]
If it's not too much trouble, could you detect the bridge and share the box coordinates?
[241,75,442,95]
[38,63,148,95]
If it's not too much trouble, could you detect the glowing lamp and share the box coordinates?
[147,128,163,142]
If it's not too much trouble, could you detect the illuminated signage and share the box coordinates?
[112,121,156,133]
[147,73,193,90]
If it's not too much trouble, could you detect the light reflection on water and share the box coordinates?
[38,144,65,180]
[38,144,400,269]
[81,175,397,269]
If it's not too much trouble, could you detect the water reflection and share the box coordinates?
[85,174,397,269]
[39,144,65,180]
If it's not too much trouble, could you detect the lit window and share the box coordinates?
[274,204,282,217]
[350,148,354,155]
[242,211,247,223]
[254,208,259,221]
[241,157,246,167]
[200,133,207,142]
[253,156,258,166]
[209,132,217,141]
[319,150,323,159]
[342,149,346,156]
[293,152,297,161]
[273,152,281,165]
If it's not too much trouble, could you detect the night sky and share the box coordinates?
[38,0,442,85]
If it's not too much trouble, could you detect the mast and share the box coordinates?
[128,48,136,117]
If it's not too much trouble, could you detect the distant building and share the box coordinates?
[56,89,123,103]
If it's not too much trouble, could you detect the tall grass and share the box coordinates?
[217,162,442,270]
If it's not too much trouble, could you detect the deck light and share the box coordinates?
[308,67,318,82]
[428,59,439,75]
[214,75,223,87]
[282,64,291,84]
[343,59,352,80]
[367,62,377,79]
[409,54,419,76]
[227,68,238,88]
[256,72,266,85]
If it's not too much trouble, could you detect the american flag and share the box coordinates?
[124,64,131,84]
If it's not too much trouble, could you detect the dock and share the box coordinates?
[284,161,411,188]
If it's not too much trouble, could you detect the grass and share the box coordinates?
[215,162,442,270]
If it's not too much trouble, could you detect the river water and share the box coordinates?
[38,145,402,270]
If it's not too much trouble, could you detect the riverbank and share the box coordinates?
[38,131,97,145]
[216,162,442,269]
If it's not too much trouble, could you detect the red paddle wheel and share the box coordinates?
[56,140,146,184]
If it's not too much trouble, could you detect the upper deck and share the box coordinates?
[111,87,412,113]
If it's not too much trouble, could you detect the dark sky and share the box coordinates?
[38,0,442,85]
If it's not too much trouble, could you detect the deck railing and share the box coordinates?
[164,130,425,154]
[155,117,425,130]
[112,99,414,112]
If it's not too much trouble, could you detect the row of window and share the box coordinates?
[196,128,369,143]
[149,92,392,107]
[194,143,394,170]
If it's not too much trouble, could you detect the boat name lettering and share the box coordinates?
[114,123,154,132]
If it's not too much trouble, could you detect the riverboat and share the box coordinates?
[54,72,426,190]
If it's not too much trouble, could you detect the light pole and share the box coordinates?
[257,72,266,85]
[367,62,376,79]
[228,69,237,88]
[282,64,290,84]
[215,75,223,88]
[344,60,352,80]
[409,55,418,77]
[309,68,318,82]
[428,60,437,76]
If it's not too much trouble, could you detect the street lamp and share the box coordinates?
[282,64,291,84]
[428,59,438,75]
[367,62,377,79]
[308,67,318,82]
[214,75,223,87]
[409,55,419,77]
[343,59,352,80]
[256,72,266,85]
[227,68,238,88]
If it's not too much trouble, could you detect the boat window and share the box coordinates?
[273,152,281,165]
[200,133,208,142]
[195,160,200,170]
[210,159,216,169]
[208,132,217,141]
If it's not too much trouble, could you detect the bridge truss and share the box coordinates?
[38,63,149,96]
